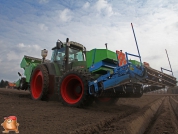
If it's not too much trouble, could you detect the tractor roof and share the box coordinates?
[52,41,85,50]
[69,41,85,50]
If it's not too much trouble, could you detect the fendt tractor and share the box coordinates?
[15,24,177,107]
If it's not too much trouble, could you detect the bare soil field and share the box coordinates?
[0,88,178,134]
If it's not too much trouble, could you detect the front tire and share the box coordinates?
[59,69,92,108]
[30,64,49,100]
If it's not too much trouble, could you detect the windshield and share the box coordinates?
[68,48,84,61]
[51,47,84,64]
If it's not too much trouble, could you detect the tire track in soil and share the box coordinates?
[144,96,178,134]
[0,89,141,134]
[170,96,178,120]
[70,97,164,134]
[70,106,139,134]
[0,88,165,134]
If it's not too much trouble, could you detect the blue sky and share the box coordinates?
[0,0,178,82]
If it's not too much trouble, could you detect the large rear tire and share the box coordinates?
[59,69,93,108]
[30,64,49,100]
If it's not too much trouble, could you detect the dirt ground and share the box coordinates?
[0,88,178,134]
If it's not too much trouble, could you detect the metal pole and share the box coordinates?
[131,23,142,63]
[65,38,69,71]
[165,49,174,76]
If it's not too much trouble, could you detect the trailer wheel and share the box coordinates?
[59,69,92,107]
[30,64,49,100]
[95,97,119,106]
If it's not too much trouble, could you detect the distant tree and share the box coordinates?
[0,79,5,88]
[4,81,8,87]
[0,80,9,88]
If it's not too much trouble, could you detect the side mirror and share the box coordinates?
[56,40,63,49]
[18,72,21,76]
[56,42,61,49]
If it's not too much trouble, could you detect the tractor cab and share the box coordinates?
[51,39,87,70]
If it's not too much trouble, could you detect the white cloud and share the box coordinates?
[17,43,41,51]
[95,0,114,16]
[11,43,42,64]
[38,23,48,31]
[83,2,90,9]
[32,44,41,51]
[7,51,20,61]
[39,0,49,4]
[59,9,72,22]
[0,41,43,81]
[18,43,25,48]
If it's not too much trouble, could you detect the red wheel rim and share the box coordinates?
[31,70,43,99]
[61,74,84,104]
[98,98,111,102]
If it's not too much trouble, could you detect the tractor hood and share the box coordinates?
[70,61,87,70]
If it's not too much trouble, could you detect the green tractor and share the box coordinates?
[19,38,117,107]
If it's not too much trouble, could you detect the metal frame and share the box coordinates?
[88,50,145,96]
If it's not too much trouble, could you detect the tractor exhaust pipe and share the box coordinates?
[105,43,108,49]
[65,38,70,71]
